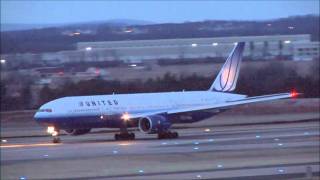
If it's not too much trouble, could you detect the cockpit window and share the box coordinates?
[37,109,52,112]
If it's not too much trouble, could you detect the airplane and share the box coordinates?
[34,42,299,143]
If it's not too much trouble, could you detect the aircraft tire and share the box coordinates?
[53,137,61,143]
[157,133,163,139]
[172,132,179,138]
[115,134,119,140]
[115,133,135,140]
[158,132,178,139]
[129,133,135,140]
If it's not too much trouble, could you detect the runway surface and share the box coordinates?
[1,117,319,179]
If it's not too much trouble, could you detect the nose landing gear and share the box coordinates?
[47,126,61,143]
[52,136,61,143]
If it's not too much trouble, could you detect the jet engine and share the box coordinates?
[138,115,171,134]
[65,129,91,135]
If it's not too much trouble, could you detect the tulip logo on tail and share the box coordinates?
[210,42,245,92]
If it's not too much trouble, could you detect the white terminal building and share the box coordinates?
[74,34,319,62]
[292,41,320,61]
[1,34,319,64]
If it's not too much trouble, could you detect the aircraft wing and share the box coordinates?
[168,92,295,114]
[125,110,169,119]
[126,92,296,119]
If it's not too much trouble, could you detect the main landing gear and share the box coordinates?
[47,126,61,143]
[114,126,135,140]
[114,132,135,140]
[158,131,179,139]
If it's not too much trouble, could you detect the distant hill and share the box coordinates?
[1,23,59,31]
[1,19,154,32]
[1,15,319,54]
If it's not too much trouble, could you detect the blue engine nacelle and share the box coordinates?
[138,115,171,134]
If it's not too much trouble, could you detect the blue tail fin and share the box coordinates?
[209,42,245,92]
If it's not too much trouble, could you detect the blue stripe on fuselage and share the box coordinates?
[34,110,223,130]
[35,114,137,130]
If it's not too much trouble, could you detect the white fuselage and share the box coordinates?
[36,91,245,118]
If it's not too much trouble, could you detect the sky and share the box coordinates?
[1,0,319,24]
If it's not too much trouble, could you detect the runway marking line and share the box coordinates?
[0,143,60,148]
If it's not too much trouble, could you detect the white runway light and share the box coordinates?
[217,164,223,168]
[43,154,49,157]
[255,135,261,138]
[193,147,199,150]
[19,177,26,180]
[196,174,202,178]
[278,169,285,173]
[208,139,214,142]
[118,143,131,146]
[194,142,199,145]
[161,142,167,145]
[138,169,144,173]
[2,139,7,143]
[277,143,283,146]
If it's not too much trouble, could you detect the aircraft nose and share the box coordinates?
[34,111,42,122]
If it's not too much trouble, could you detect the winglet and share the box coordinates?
[209,42,245,92]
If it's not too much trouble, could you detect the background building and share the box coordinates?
[1,34,319,66]
[75,34,318,62]
[292,41,320,61]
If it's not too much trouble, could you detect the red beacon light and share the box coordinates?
[290,89,299,98]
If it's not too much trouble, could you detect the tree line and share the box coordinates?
[1,60,318,111]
